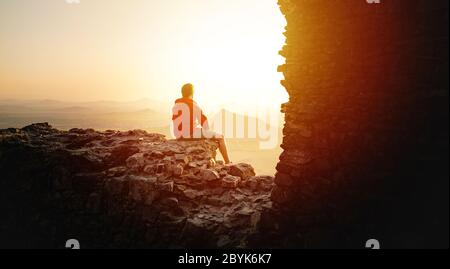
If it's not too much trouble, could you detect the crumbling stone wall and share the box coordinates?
[0,123,273,248]
[268,0,449,248]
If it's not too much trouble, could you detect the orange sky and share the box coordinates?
[0,0,287,113]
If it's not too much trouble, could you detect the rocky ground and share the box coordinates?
[0,123,274,248]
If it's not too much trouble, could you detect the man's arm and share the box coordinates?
[194,102,209,130]
[200,110,209,130]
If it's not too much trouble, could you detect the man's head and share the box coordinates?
[181,83,194,98]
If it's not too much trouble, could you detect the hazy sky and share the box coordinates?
[0,0,287,112]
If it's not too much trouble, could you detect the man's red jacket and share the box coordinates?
[172,97,209,138]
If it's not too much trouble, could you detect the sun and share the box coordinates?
[154,0,288,115]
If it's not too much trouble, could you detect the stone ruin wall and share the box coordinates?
[0,124,273,248]
[269,0,449,247]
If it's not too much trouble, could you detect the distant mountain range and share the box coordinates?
[0,99,171,131]
[0,99,281,130]
[0,98,171,114]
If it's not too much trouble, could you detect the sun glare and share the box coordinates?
[144,0,288,116]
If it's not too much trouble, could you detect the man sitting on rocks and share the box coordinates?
[172,83,231,164]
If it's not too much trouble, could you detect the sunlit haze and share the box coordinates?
[0,0,287,114]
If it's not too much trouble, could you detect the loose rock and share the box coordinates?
[222,175,241,188]
[229,163,256,181]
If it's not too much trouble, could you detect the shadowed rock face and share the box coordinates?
[268,0,449,248]
[0,123,273,249]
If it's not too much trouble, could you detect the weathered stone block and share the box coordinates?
[199,169,220,181]
[221,175,241,188]
[229,163,256,180]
